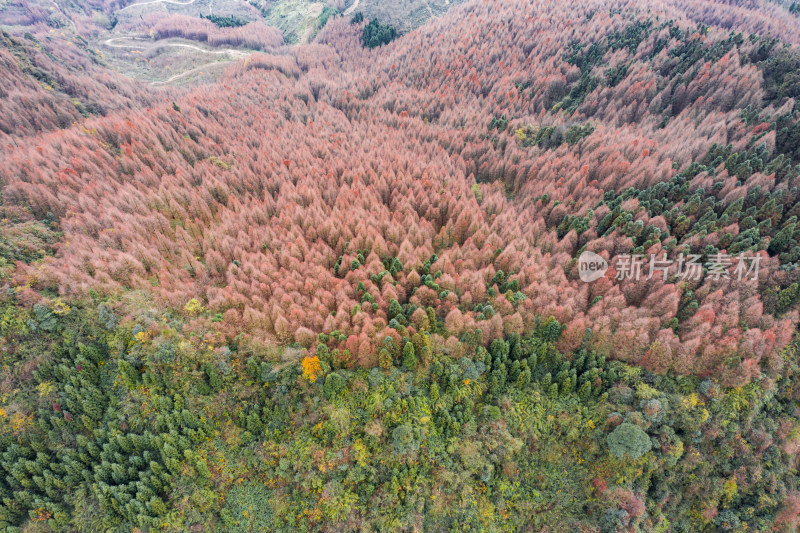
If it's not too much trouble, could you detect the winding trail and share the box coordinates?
[151,61,226,85]
[343,0,360,16]
[103,37,248,57]
[102,36,249,85]
[119,0,196,12]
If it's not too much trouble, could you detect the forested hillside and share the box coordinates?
[2,0,800,530]
[0,29,154,136]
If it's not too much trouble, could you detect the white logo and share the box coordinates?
[578,251,608,282]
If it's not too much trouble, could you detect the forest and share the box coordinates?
[1,0,800,530]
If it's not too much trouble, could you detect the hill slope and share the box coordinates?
[1,0,800,530]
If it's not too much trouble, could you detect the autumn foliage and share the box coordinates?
[147,14,284,51]
[2,0,800,388]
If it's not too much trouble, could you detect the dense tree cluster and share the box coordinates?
[1,293,799,530]
[2,0,800,527]
[201,14,251,28]
[0,29,153,137]
[148,14,284,51]
[1,0,799,388]
[360,18,398,49]
[0,300,213,530]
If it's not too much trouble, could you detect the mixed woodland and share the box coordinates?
[2,0,800,530]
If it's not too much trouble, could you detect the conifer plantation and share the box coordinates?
[1,0,800,530]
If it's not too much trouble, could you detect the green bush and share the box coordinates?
[201,14,249,28]
[324,372,344,399]
[607,422,652,459]
[392,424,416,453]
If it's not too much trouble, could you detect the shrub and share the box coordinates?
[392,424,416,453]
[324,372,344,399]
[607,422,652,459]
